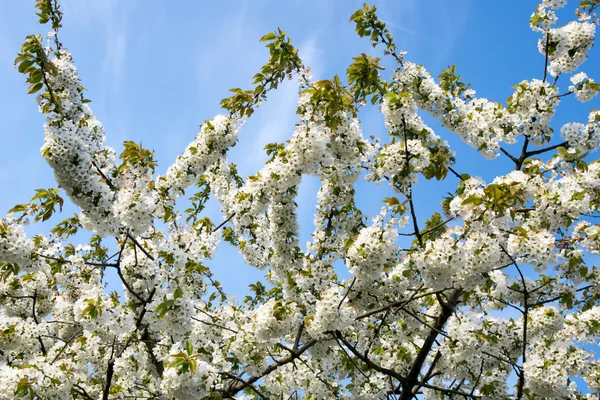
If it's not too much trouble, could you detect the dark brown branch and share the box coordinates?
[212,213,235,233]
[481,350,520,369]
[524,141,568,158]
[531,285,592,307]
[102,337,117,400]
[401,308,451,339]
[499,147,519,165]
[337,277,356,310]
[112,236,147,304]
[136,288,156,329]
[398,289,461,400]
[35,252,117,268]
[550,91,574,100]
[356,288,440,320]
[222,373,268,400]
[412,351,442,396]
[335,331,407,385]
[113,264,145,303]
[220,339,317,397]
[295,356,340,398]
[373,26,403,66]
[72,385,94,400]
[128,284,163,377]
[142,328,164,377]
[126,233,155,261]
[91,160,117,191]
[205,273,227,301]
[543,32,550,83]
[191,316,238,334]
[408,193,423,246]
[293,322,304,352]
[366,308,391,354]
[499,245,528,400]
[517,132,530,171]
[399,217,455,237]
[51,328,83,364]
[31,291,47,356]
[448,166,465,181]
[419,381,480,399]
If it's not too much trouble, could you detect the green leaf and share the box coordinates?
[154,299,176,319]
[383,197,400,206]
[17,59,34,73]
[461,196,482,206]
[514,226,528,237]
[174,287,183,299]
[27,82,43,94]
[259,32,277,42]
[167,357,186,369]
[8,204,27,214]
[189,358,197,374]
[30,69,43,83]
[32,189,48,201]
[530,13,543,27]
[80,299,102,319]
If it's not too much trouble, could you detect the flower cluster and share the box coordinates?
[507,79,559,145]
[0,221,34,266]
[530,1,566,32]
[523,341,588,398]
[39,52,121,236]
[3,0,600,398]
[542,21,596,76]
[394,62,516,159]
[346,211,402,284]
[569,72,600,102]
[114,186,157,235]
[560,120,599,152]
[159,115,241,199]
[160,342,217,400]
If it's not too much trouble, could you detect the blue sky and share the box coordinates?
[1,1,600,298]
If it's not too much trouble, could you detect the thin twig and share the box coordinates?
[212,213,235,233]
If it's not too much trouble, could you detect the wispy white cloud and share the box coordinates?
[298,36,322,78]
[240,37,321,176]
[376,0,471,67]
[62,0,136,92]
[381,19,432,40]
[182,2,325,177]
[103,32,126,92]
[428,2,472,67]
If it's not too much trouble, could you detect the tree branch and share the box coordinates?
[334,331,407,385]
[398,289,461,400]
[220,339,317,397]
[102,337,117,400]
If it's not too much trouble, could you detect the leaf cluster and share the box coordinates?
[346,53,386,105]
[302,75,355,130]
[350,4,399,60]
[118,141,158,175]
[220,29,302,117]
[154,287,184,319]
[34,0,62,30]
[167,340,202,375]
[438,65,470,99]
[14,35,51,99]
[9,188,64,223]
